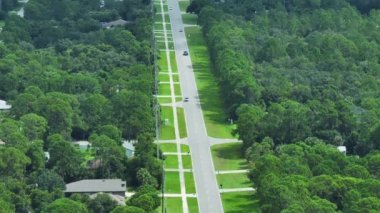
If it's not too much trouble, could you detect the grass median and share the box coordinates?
[185,172,196,194]
[187,198,199,213]
[177,107,187,138]
[185,26,236,138]
[182,155,192,169]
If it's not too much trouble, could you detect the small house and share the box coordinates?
[64,179,127,197]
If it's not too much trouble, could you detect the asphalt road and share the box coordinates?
[167,1,224,212]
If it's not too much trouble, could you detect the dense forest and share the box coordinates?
[189,0,380,212]
[0,0,161,212]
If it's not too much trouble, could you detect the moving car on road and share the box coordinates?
[183,51,188,56]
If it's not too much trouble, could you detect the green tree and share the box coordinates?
[43,198,88,213]
[0,147,30,178]
[20,113,47,140]
[36,170,65,192]
[87,193,117,213]
[111,206,145,213]
[47,139,84,182]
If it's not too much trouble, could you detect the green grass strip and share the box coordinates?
[177,107,187,138]
[185,172,196,194]
[181,144,190,153]
[217,173,252,189]
[182,155,192,169]
[165,198,183,213]
[159,84,171,96]
[164,172,181,193]
[211,143,248,170]
[165,155,179,169]
[182,14,197,25]
[160,143,177,152]
[187,198,199,213]
[160,106,175,140]
[221,192,260,213]
[179,1,189,12]
[185,26,236,138]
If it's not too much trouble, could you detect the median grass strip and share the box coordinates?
[166,198,183,213]
[211,143,248,170]
[160,106,175,140]
[177,107,187,138]
[217,173,252,189]
[174,83,182,96]
[182,155,192,169]
[184,172,196,194]
[165,172,181,193]
[221,192,260,213]
[170,52,178,73]
[185,26,236,138]
[181,144,190,153]
[165,155,179,169]
[187,198,199,213]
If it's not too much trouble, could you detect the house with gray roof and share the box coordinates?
[101,19,131,29]
[65,179,126,197]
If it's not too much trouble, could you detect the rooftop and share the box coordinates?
[65,179,126,193]
[0,100,11,110]
[101,19,131,28]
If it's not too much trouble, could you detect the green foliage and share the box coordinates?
[47,139,84,182]
[127,185,160,212]
[0,0,155,210]
[35,170,65,192]
[87,193,117,213]
[111,206,145,213]
[43,198,88,213]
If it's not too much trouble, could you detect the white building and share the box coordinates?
[0,100,11,111]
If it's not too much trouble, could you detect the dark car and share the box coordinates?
[184,97,189,102]
[183,51,188,56]
[179,29,183,32]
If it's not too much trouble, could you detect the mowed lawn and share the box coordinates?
[182,13,197,25]
[165,155,179,169]
[221,192,260,213]
[187,198,199,213]
[165,172,181,193]
[211,143,248,171]
[165,198,183,213]
[185,26,236,138]
[184,172,196,194]
[160,106,175,140]
[179,1,189,12]
[217,173,252,189]
[177,107,187,138]
[160,143,177,152]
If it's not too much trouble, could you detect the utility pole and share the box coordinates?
[161,155,165,213]
[150,0,160,160]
